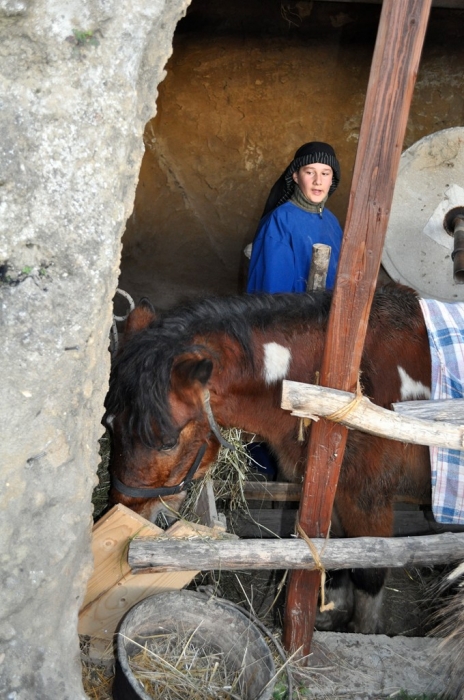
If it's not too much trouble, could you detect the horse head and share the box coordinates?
[103,298,223,523]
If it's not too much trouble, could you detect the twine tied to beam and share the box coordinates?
[296,523,334,613]
[325,377,364,423]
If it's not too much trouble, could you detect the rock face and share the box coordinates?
[0,1,189,697]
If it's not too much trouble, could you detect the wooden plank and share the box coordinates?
[228,508,298,538]
[81,504,162,608]
[128,532,464,573]
[284,0,433,655]
[214,480,302,502]
[227,506,463,538]
[281,381,464,449]
[78,505,219,639]
[78,567,196,639]
[215,480,428,506]
[192,480,227,530]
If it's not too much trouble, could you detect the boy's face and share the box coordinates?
[292,162,333,204]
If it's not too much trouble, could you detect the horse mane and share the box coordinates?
[105,291,333,447]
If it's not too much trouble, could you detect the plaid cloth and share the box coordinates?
[419,298,464,524]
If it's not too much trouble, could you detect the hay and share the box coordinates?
[125,631,244,700]
[82,662,113,700]
[80,636,114,700]
[429,563,464,699]
[181,428,257,521]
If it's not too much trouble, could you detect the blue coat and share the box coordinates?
[246,201,343,293]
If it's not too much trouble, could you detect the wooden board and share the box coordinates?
[78,504,218,639]
[192,480,227,530]
[215,480,429,506]
[281,381,464,449]
[215,479,302,502]
[227,505,464,539]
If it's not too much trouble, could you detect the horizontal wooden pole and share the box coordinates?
[214,480,429,506]
[281,381,464,449]
[214,480,302,501]
[129,532,464,573]
[392,398,464,423]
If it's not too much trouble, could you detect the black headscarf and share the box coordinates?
[261,141,341,218]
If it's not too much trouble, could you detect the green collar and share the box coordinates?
[290,185,328,216]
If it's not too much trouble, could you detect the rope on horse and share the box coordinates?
[296,523,334,613]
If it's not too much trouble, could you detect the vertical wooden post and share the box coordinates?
[283,0,432,656]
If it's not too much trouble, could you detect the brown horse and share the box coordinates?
[104,284,432,633]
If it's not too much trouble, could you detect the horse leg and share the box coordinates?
[315,569,354,631]
[314,505,354,631]
[348,567,387,634]
[334,486,395,634]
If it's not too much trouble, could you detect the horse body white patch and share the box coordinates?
[398,366,431,400]
[263,342,291,384]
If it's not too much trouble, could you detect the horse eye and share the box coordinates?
[159,439,178,452]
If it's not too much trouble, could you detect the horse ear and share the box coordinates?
[169,355,213,425]
[172,355,213,387]
[124,297,157,336]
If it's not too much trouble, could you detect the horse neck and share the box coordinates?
[206,326,326,438]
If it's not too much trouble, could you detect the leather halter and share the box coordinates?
[111,390,235,499]
[111,441,208,499]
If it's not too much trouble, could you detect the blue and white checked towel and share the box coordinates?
[419,298,464,524]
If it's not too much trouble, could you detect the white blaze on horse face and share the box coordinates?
[263,342,291,385]
[397,366,431,401]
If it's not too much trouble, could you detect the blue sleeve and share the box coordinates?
[246,214,296,293]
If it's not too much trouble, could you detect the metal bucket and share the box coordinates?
[113,590,276,700]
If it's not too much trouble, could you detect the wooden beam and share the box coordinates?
[281,381,464,449]
[128,532,464,573]
[392,398,464,423]
[214,480,302,502]
[214,480,428,506]
[284,0,433,656]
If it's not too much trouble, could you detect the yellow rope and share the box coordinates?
[296,523,334,612]
[325,376,364,423]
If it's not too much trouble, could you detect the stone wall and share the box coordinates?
[0,1,189,697]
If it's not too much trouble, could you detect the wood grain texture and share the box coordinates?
[281,381,464,448]
[78,505,206,638]
[128,532,464,572]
